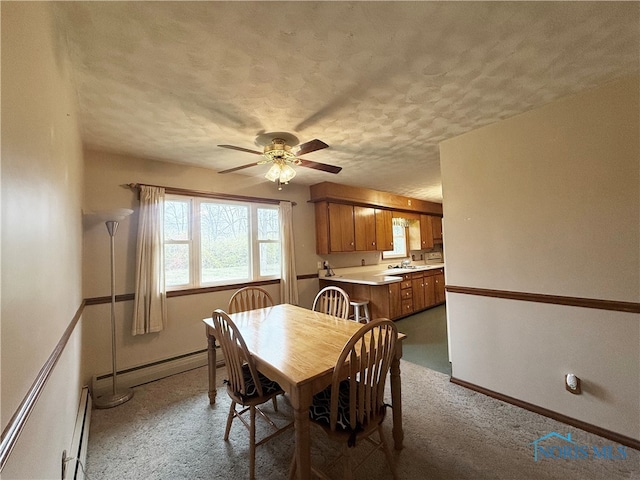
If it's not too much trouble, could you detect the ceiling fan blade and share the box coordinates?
[295,139,329,156]
[218,161,263,174]
[297,158,342,174]
[218,144,263,155]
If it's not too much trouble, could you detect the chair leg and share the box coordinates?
[272,395,279,412]
[378,425,398,480]
[224,401,236,440]
[249,405,257,480]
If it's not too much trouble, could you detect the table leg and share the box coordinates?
[206,330,217,404]
[390,347,404,450]
[290,389,312,479]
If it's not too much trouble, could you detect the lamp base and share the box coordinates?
[94,388,134,409]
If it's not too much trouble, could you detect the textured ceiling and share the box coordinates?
[53,1,639,203]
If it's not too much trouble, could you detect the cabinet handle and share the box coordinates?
[372,242,376,245]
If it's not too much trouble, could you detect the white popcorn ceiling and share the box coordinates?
[53,1,639,202]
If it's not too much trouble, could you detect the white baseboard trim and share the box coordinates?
[91,350,208,398]
[67,386,91,480]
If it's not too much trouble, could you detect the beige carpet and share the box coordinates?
[87,361,639,479]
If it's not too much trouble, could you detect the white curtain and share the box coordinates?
[279,201,299,305]
[132,185,167,335]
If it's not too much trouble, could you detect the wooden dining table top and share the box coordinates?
[203,303,406,392]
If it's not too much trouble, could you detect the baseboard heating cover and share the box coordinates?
[68,386,91,480]
[91,350,208,398]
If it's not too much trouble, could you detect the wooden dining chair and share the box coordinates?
[228,286,274,313]
[211,309,293,480]
[291,318,399,480]
[312,286,351,320]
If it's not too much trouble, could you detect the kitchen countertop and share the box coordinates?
[320,263,445,286]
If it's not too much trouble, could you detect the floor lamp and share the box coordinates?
[94,208,134,409]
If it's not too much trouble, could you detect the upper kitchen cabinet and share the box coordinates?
[354,205,376,251]
[310,182,442,255]
[432,216,443,243]
[315,202,393,254]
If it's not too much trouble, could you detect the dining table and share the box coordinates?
[203,303,406,480]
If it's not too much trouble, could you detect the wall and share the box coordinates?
[1,3,85,478]
[440,77,639,439]
[82,151,321,383]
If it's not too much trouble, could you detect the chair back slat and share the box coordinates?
[229,287,274,313]
[330,319,398,432]
[211,309,264,400]
[312,286,350,319]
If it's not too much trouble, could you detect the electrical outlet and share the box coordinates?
[317,261,323,269]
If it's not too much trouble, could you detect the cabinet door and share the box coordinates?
[412,276,426,311]
[329,203,355,252]
[423,274,436,306]
[375,209,393,251]
[354,206,377,251]
[420,215,435,249]
[432,216,443,242]
[388,282,402,319]
[434,271,445,304]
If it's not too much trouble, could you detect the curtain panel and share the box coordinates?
[132,185,167,335]
[279,201,299,305]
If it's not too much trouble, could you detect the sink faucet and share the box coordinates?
[401,259,411,268]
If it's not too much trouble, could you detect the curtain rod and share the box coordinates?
[125,183,296,206]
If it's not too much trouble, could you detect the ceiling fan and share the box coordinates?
[217,132,342,189]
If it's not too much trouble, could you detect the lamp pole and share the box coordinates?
[94,215,134,408]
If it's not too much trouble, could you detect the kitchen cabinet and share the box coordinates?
[432,216,443,243]
[354,206,377,251]
[410,268,444,310]
[318,279,402,320]
[434,270,445,303]
[328,203,355,252]
[315,201,394,254]
[375,209,394,251]
[420,215,435,249]
[400,274,413,315]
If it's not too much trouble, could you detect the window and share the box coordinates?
[382,220,408,259]
[164,195,280,289]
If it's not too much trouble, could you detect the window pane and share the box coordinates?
[165,244,189,286]
[257,208,279,240]
[260,242,280,277]
[382,224,407,259]
[165,200,190,241]
[200,202,249,283]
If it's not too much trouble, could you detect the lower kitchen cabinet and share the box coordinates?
[319,267,445,321]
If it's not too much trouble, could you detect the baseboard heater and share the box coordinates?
[67,386,91,480]
[91,349,209,398]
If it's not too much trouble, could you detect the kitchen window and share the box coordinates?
[382,219,409,259]
[164,194,280,289]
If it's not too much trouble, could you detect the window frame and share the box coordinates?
[164,193,281,291]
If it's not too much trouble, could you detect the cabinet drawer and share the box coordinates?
[401,299,413,313]
[401,288,413,299]
[411,272,424,279]
[401,280,412,289]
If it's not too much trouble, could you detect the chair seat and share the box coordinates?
[225,364,282,402]
[309,380,351,431]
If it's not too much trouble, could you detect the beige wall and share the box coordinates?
[440,77,640,439]
[1,3,85,478]
[82,150,322,381]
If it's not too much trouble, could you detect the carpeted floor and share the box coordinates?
[86,362,639,479]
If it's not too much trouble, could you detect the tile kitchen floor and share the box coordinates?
[395,305,451,376]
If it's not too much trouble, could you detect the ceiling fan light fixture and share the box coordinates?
[279,163,296,183]
[264,161,297,184]
[264,163,282,182]
[263,138,296,162]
